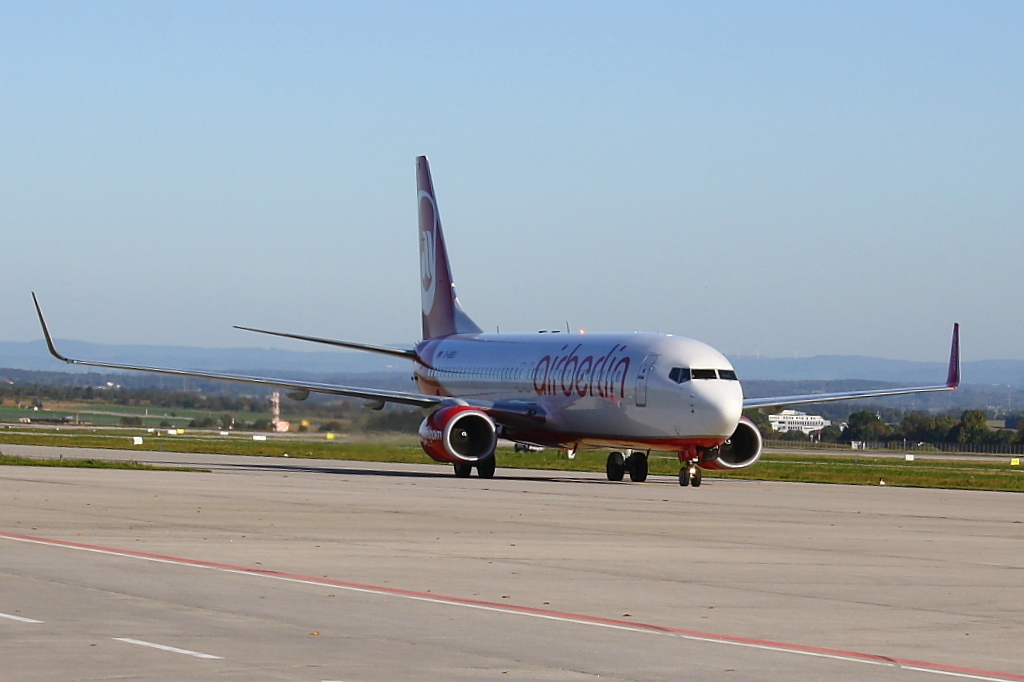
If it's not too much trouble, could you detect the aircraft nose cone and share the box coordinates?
[699,385,743,437]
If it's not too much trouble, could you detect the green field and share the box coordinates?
[0,403,276,428]
[0,427,1021,492]
[715,454,1024,491]
[0,452,202,471]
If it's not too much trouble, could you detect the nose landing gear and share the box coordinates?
[679,462,702,487]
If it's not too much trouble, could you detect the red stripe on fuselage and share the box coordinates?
[501,428,727,454]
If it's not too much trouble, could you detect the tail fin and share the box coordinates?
[417,156,482,339]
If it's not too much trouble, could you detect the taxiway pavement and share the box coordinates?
[1,444,1022,681]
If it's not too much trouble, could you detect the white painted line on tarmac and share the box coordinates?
[901,667,1022,682]
[113,637,222,660]
[0,612,43,624]
[4,532,1023,682]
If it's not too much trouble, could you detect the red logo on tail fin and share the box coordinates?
[419,192,438,315]
[416,156,482,339]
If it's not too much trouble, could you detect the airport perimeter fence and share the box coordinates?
[763,439,1024,455]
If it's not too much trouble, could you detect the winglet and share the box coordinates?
[946,322,960,388]
[31,292,72,364]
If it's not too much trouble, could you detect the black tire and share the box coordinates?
[628,453,648,483]
[453,462,473,478]
[679,467,690,487]
[691,468,702,487]
[606,452,625,481]
[476,456,496,479]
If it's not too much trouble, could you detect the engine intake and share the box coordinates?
[419,405,497,463]
[700,417,763,470]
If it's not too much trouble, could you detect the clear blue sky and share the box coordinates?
[2,1,1021,361]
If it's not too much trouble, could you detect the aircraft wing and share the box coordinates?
[32,294,442,409]
[233,325,418,362]
[486,401,547,426]
[743,324,960,411]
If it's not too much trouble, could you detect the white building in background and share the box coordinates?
[768,409,831,435]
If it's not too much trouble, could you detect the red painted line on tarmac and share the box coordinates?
[1,530,1021,682]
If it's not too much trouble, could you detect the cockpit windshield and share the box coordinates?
[668,367,738,383]
[668,367,690,383]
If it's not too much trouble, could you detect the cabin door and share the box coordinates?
[635,353,659,407]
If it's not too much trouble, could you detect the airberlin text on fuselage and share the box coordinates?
[533,344,630,399]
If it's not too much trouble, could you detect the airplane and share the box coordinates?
[32,156,961,487]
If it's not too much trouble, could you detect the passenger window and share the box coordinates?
[718,369,738,381]
[668,367,690,383]
[691,369,717,380]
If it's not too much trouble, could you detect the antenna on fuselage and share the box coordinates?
[565,321,570,334]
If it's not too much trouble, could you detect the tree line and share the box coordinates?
[11,383,1023,444]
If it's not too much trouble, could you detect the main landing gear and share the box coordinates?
[605,451,648,483]
[453,455,496,479]
[605,451,625,481]
[604,451,704,487]
[476,456,496,479]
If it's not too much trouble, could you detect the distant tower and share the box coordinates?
[270,391,290,433]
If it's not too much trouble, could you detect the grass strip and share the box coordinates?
[0,430,431,461]
[713,455,1024,492]
[0,452,203,471]
[0,431,1021,491]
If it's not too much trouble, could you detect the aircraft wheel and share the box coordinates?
[476,456,496,479]
[606,452,625,481]
[453,462,473,478]
[678,467,690,487]
[690,468,702,487]
[627,453,648,483]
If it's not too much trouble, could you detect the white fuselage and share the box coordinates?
[413,332,744,453]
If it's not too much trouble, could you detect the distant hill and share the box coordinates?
[0,339,404,375]
[2,339,1022,414]
[741,380,1022,415]
[3,339,1023,386]
[729,355,1024,387]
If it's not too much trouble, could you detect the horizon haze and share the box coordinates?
[4,338,1023,388]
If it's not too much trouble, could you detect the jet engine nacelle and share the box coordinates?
[699,417,763,471]
[419,405,497,464]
